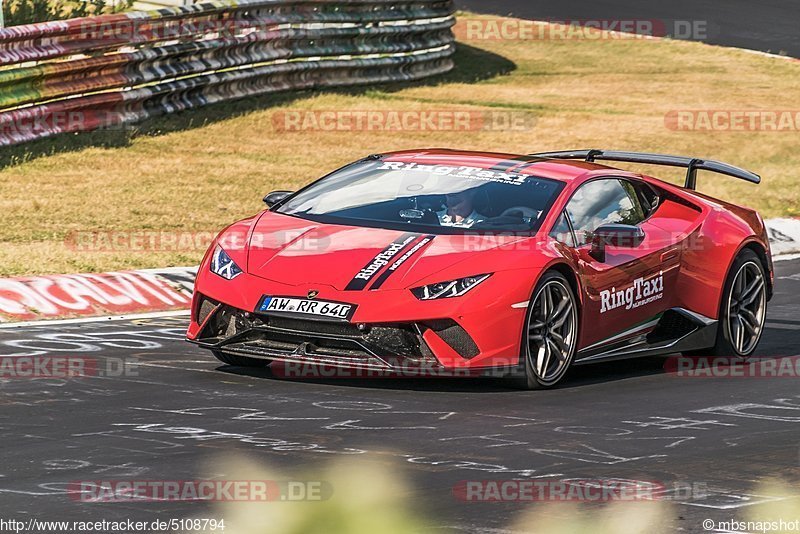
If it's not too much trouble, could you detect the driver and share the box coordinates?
[437,189,487,228]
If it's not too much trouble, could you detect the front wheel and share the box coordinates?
[506,271,579,390]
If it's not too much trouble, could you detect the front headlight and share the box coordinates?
[411,274,491,300]
[210,246,243,280]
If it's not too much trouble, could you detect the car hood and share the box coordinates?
[245,212,533,291]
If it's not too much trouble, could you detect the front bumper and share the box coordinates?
[186,267,540,371]
[188,296,473,371]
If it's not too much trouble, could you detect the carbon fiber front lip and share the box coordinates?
[187,336,443,371]
[224,346,392,371]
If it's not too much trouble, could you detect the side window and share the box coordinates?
[549,211,576,247]
[566,179,647,246]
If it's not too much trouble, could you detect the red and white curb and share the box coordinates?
[0,267,195,323]
[766,218,800,259]
[0,219,797,324]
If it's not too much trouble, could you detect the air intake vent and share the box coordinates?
[647,310,699,343]
[196,294,219,326]
[423,319,480,359]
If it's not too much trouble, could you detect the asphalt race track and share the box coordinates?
[455,0,800,58]
[0,258,798,532]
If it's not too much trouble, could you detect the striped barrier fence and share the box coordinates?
[0,0,456,146]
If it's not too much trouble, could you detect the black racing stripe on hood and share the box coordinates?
[509,159,547,173]
[489,155,546,173]
[344,232,421,291]
[368,235,436,291]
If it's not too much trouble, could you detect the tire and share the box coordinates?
[211,350,271,367]
[506,270,579,390]
[685,248,767,358]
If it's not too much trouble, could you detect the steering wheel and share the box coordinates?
[500,206,540,219]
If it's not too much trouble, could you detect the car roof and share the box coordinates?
[381,148,636,183]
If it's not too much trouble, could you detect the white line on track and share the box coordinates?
[774,253,800,262]
[765,322,799,331]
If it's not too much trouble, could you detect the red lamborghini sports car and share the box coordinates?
[186,149,773,388]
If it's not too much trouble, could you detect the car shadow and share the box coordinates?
[0,43,516,171]
[215,354,675,393]
[215,344,800,392]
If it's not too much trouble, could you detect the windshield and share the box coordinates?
[276,159,566,234]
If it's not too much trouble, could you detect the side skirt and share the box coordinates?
[573,308,718,365]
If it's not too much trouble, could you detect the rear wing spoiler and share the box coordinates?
[530,149,761,190]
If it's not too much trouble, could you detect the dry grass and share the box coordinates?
[1,13,799,275]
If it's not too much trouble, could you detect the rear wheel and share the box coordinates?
[211,350,271,367]
[686,248,767,358]
[506,271,579,389]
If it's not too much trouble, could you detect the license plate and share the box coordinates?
[257,296,353,320]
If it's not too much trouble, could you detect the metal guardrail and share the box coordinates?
[0,0,456,146]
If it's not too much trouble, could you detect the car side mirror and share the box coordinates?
[263,190,293,208]
[590,223,645,262]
